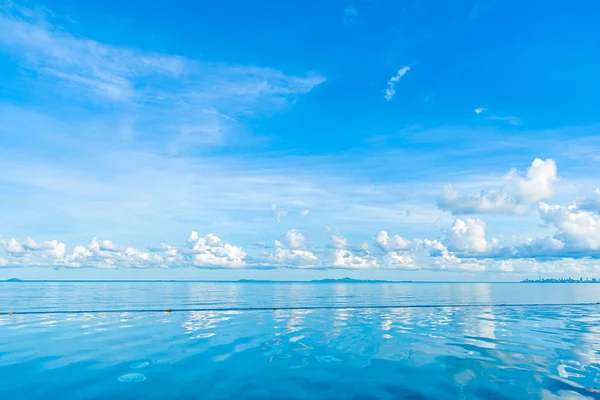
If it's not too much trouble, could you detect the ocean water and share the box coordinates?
[1,282,600,399]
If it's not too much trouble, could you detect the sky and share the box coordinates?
[1,0,600,281]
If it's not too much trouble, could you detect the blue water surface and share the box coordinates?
[1,282,599,399]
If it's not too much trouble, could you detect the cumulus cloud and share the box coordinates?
[370,229,477,271]
[506,158,558,203]
[185,232,247,267]
[383,251,418,270]
[0,238,25,253]
[438,158,557,215]
[538,203,600,250]
[0,232,246,268]
[416,239,461,265]
[285,229,305,249]
[474,107,487,114]
[1,237,66,259]
[329,234,348,249]
[511,236,566,258]
[445,218,490,253]
[377,239,482,271]
[2,222,600,273]
[374,231,412,251]
[262,237,319,267]
[438,185,529,215]
[384,66,410,101]
[577,188,600,213]
[266,247,319,267]
[333,249,377,268]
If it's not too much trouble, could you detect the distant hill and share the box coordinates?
[4,278,23,282]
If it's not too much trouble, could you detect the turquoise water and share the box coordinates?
[1,282,600,399]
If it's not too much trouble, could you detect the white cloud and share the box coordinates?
[474,107,487,115]
[285,229,305,249]
[383,251,418,270]
[374,231,412,251]
[0,232,246,268]
[270,204,287,223]
[185,232,246,268]
[333,249,377,268]
[2,222,600,273]
[263,241,319,267]
[438,185,528,215]
[1,237,66,259]
[514,236,566,257]
[445,218,489,253]
[0,238,25,253]
[384,66,410,101]
[438,158,557,215]
[538,203,600,250]
[330,234,348,249]
[377,239,478,271]
[506,158,558,203]
[577,188,600,213]
[300,209,310,216]
[38,240,66,259]
[416,239,461,265]
[88,237,121,257]
[490,116,521,125]
[67,245,93,264]
[125,247,164,267]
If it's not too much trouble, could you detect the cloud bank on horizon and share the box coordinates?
[1,158,599,274]
[1,2,600,277]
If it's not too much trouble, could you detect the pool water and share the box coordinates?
[1,282,599,399]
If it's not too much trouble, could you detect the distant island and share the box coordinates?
[3,278,23,282]
[522,277,600,283]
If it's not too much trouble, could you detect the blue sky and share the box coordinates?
[1,0,600,280]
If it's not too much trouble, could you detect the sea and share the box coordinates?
[1,281,599,399]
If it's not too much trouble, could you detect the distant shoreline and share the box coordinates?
[1,277,523,284]
[521,278,600,283]
[5,277,599,284]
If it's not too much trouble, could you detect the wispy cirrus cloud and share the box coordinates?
[343,5,359,25]
[0,5,325,152]
[490,115,521,125]
[384,66,410,101]
[473,107,519,125]
[0,8,324,104]
[0,9,184,102]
